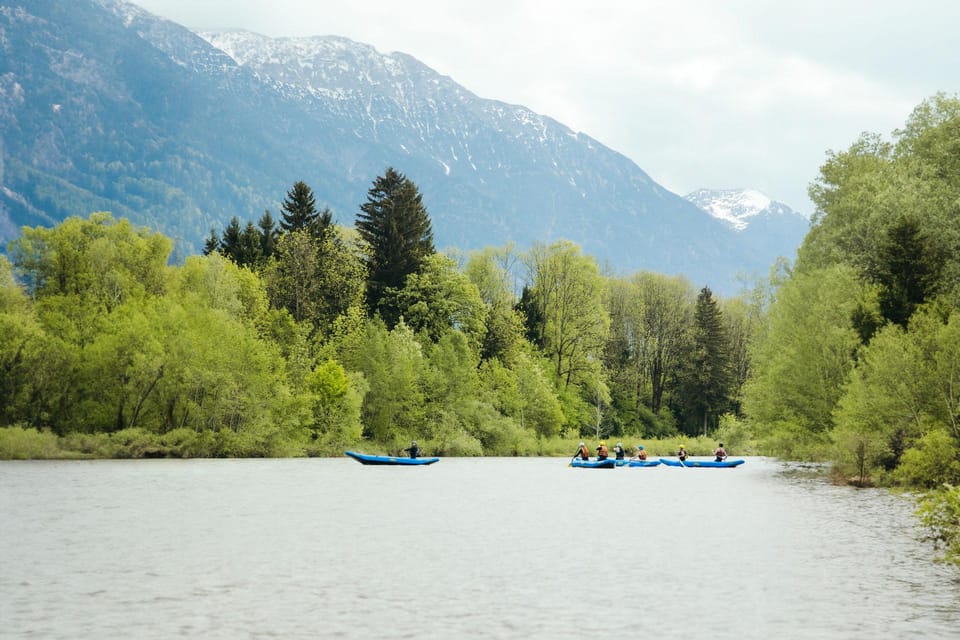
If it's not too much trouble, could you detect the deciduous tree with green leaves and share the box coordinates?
[742,265,864,458]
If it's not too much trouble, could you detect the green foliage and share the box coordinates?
[832,307,960,481]
[463,246,526,361]
[917,484,960,567]
[22,131,960,473]
[345,319,426,442]
[714,413,759,456]
[261,229,323,324]
[504,351,566,438]
[356,167,435,326]
[749,93,960,510]
[872,216,942,327]
[261,226,366,334]
[893,429,960,488]
[435,429,485,456]
[604,272,695,419]
[678,286,733,435]
[0,257,48,425]
[526,241,609,389]
[280,180,320,234]
[0,426,63,459]
[635,403,679,438]
[720,294,763,415]
[394,253,487,349]
[743,265,863,454]
[304,359,366,452]
[10,212,172,308]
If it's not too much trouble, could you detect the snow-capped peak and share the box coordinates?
[685,188,801,231]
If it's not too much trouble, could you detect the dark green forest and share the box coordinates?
[4,98,960,561]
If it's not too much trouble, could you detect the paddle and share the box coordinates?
[569,445,587,466]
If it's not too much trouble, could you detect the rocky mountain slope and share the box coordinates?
[0,0,807,291]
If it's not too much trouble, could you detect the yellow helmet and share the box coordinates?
[600,441,606,446]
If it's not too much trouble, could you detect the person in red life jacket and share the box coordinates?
[613,442,625,460]
[714,442,728,462]
[677,445,689,462]
[575,442,590,460]
[632,444,647,461]
[596,441,609,460]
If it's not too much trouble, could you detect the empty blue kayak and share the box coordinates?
[659,458,744,468]
[570,458,616,469]
[345,450,439,465]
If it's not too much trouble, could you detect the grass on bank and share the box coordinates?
[0,422,758,460]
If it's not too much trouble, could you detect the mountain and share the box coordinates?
[685,189,810,270]
[685,188,806,231]
[0,0,805,292]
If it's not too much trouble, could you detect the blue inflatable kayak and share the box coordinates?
[345,450,439,465]
[617,459,661,467]
[659,458,744,468]
[570,458,616,469]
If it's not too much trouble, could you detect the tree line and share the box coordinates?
[1,166,747,459]
[740,94,960,564]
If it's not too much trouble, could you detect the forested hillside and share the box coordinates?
[0,166,752,460]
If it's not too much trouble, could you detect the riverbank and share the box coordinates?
[0,424,750,460]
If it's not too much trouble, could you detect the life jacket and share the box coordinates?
[638,450,647,460]
[578,445,590,460]
[678,449,687,460]
[597,444,608,459]
[614,446,624,459]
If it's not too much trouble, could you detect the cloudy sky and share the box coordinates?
[130,0,960,214]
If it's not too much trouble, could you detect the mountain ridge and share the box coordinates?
[0,0,806,292]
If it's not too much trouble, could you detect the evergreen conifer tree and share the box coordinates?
[237,221,263,267]
[280,181,319,233]
[682,286,732,435]
[219,216,243,262]
[202,228,220,255]
[315,206,334,241]
[356,167,435,325]
[258,210,279,259]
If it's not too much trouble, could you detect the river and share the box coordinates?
[1,456,958,638]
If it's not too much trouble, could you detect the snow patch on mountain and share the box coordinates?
[685,188,804,231]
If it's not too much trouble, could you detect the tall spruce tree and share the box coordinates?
[258,210,279,259]
[682,286,732,435]
[237,221,263,267]
[219,216,243,262]
[316,206,334,241]
[280,181,319,233]
[202,228,220,255]
[356,167,435,326]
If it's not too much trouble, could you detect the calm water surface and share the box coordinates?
[1,457,958,639]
